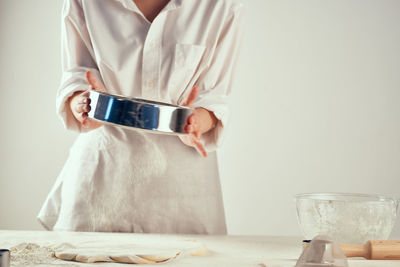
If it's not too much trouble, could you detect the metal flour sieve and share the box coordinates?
[87,90,193,134]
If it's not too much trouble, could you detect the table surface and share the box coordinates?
[0,230,399,267]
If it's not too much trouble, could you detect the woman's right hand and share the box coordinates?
[68,71,106,130]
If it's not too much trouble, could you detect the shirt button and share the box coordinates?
[147,81,154,88]
[149,41,157,48]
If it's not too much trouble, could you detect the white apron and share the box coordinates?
[38,0,243,234]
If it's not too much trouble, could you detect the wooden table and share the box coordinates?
[0,230,398,266]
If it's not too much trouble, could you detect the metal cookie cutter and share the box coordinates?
[0,249,10,267]
[87,90,193,135]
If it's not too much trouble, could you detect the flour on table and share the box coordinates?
[9,243,74,266]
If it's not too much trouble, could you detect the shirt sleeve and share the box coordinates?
[192,3,244,152]
[57,0,103,132]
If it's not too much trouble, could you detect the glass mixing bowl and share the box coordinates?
[295,193,399,244]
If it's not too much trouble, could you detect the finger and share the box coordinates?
[182,86,198,107]
[74,104,84,113]
[78,96,90,104]
[82,113,89,124]
[184,124,194,133]
[189,115,195,124]
[186,114,195,125]
[74,104,90,113]
[81,116,88,128]
[192,137,207,157]
[86,71,106,92]
[82,112,88,118]
[194,130,201,139]
[79,103,90,112]
[77,97,87,104]
[81,91,90,97]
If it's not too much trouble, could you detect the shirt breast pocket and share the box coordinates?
[174,43,206,70]
[169,44,206,102]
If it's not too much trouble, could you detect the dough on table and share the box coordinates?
[55,248,113,263]
[55,248,179,264]
[54,239,206,264]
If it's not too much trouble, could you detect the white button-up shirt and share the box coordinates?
[39,0,243,234]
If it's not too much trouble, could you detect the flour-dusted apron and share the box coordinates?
[38,125,227,234]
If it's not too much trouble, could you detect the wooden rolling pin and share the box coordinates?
[340,240,400,260]
[304,240,400,260]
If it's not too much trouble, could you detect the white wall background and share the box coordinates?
[0,0,399,237]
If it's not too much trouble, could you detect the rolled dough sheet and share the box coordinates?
[54,239,207,264]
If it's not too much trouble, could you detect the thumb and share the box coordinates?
[86,71,106,92]
[182,85,198,107]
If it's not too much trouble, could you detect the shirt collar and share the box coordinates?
[116,0,183,13]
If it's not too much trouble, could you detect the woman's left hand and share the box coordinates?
[179,86,218,157]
